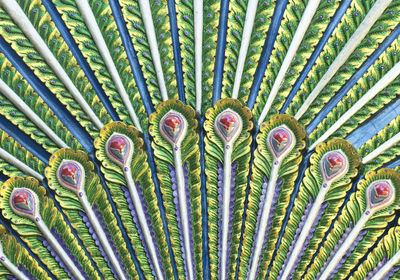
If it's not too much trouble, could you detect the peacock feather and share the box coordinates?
[0,0,400,279]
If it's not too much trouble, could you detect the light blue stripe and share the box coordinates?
[347,97,400,149]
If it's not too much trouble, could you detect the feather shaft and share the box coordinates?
[257,0,321,125]
[370,249,400,280]
[310,60,400,150]
[319,211,371,280]
[280,183,330,279]
[220,147,233,280]
[194,0,203,113]
[231,0,258,100]
[79,193,128,280]
[35,219,85,280]
[0,250,29,280]
[0,147,43,180]
[74,0,142,132]
[0,0,104,129]
[295,0,392,120]
[173,148,195,280]
[124,167,165,280]
[137,0,168,101]
[248,163,279,280]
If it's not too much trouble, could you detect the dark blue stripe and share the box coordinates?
[42,0,120,122]
[246,0,288,109]
[0,36,94,152]
[143,132,179,280]
[0,114,50,164]
[89,153,145,280]
[212,0,230,104]
[347,97,400,149]
[109,0,155,116]
[307,23,400,134]
[280,0,352,114]
[266,151,312,279]
[167,0,186,103]
[199,117,210,279]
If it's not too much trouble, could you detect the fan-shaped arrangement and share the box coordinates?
[0,0,399,279]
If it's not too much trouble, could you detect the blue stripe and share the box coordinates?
[307,23,400,134]
[265,151,312,279]
[280,0,352,114]
[212,0,230,104]
[109,0,155,116]
[0,114,50,164]
[90,153,145,280]
[143,132,179,280]
[167,0,186,102]
[347,97,400,150]
[42,0,120,122]
[199,117,210,279]
[247,0,288,109]
[0,36,94,153]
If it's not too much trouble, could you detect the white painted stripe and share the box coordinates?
[318,211,370,280]
[309,60,400,151]
[74,0,143,132]
[294,0,391,120]
[0,146,43,180]
[137,0,169,101]
[79,193,129,280]
[194,0,203,113]
[0,0,104,129]
[257,0,321,125]
[125,167,165,280]
[0,243,29,280]
[173,148,195,280]
[231,0,258,100]
[221,148,233,280]
[0,79,68,148]
[247,163,279,280]
[36,219,86,280]
[280,183,329,279]
[362,131,400,164]
[370,248,400,280]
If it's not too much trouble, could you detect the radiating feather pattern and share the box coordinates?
[0,0,398,279]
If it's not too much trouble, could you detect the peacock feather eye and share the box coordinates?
[10,188,36,218]
[367,180,394,210]
[267,125,295,160]
[105,133,133,167]
[320,150,348,182]
[0,0,400,279]
[56,160,84,193]
[160,111,187,146]
[215,109,242,144]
